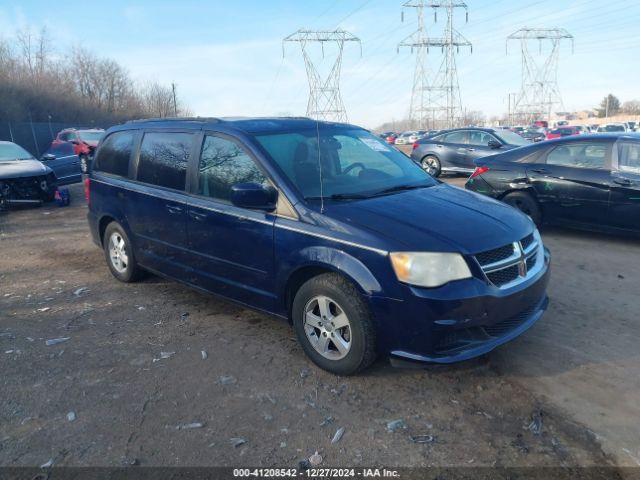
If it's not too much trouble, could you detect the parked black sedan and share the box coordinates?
[465,133,640,234]
[411,127,530,177]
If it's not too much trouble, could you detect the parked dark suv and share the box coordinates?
[87,117,550,375]
[411,127,530,177]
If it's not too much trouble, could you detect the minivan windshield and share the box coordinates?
[0,143,33,161]
[254,127,437,200]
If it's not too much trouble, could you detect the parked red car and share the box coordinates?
[384,133,398,144]
[51,128,105,167]
[546,126,580,140]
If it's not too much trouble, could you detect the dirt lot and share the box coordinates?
[0,181,638,472]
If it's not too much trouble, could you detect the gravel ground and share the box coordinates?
[0,182,631,473]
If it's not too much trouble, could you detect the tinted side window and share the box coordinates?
[467,131,494,146]
[198,135,267,202]
[94,131,134,177]
[137,132,192,191]
[444,131,467,144]
[546,143,607,169]
[618,142,640,174]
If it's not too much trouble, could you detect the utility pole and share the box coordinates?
[171,82,178,116]
[507,28,573,126]
[398,1,472,130]
[283,29,361,122]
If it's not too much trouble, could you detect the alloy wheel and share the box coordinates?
[108,232,129,274]
[421,156,439,176]
[303,295,352,360]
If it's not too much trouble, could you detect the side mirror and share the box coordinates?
[488,140,502,149]
[41,153,56,161]
[231,183,277,211]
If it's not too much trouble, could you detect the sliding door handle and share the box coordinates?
[166,205,183,215]
[189,210,208,221]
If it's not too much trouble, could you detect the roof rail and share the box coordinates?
[125,116,221,124]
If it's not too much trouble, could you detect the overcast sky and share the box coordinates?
[1,0,638,128]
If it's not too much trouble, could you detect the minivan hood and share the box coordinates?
[0,158,51,179]
[323,184,533,254]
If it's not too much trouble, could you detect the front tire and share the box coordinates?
[421,155,441,177]
[292,273,377,375]
[503,191,542,226]
[103,222,143,282]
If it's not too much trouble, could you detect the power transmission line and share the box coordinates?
[283,29,361,122]
[507,27,574,124]
[398,1,472,129]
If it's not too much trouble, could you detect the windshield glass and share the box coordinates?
[604,125,625,132]
[254,127,437,200]
[496,129,530,145]
[0,143,33,161]
[78,131,104,142]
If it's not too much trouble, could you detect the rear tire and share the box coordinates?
[503,191,542,226]
[292,273,377,376]
[103,222,143,282]
[421,155,441,177]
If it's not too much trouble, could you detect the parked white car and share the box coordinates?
[394,131,416,145]
[597,123,627,133]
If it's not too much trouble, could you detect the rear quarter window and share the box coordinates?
[136,132,193,191]
[93,131,134,177]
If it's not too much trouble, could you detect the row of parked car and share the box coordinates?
[379,130,439,145]
[0,128,104,207]
[509,122,637,142]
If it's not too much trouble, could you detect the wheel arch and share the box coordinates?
[281,247,383,323]
[97,213,132,247]
[498,185,539,201]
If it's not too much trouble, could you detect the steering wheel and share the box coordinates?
[343,162,366,175]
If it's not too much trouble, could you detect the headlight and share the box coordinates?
[390,252,472,288]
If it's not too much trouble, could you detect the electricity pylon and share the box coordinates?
[283,29,361,123]
[507,28,574,125]
[398,1,471,130]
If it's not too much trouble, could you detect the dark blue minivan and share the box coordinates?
[87,117,550,375]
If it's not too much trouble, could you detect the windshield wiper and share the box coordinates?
[373,183,430,196]
[306,192,372,201]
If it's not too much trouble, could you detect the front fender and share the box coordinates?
[283,246,382,295]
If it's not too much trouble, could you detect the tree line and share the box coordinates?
[597,94,640,118]
[0,28,190,126]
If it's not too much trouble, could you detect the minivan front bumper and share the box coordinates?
[371,247,551,365]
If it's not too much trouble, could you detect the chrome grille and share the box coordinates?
[475,244,515,267]
[474,232,542,289]
[521,233,535,251]
[486,264,519,286]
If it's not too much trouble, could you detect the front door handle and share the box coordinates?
[189,210,208,221]
[466,148,475,152]
[613,178,632,186]
[531,168,551,174]
[166,205,183,215]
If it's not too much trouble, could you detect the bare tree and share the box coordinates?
[0,30,190,124]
